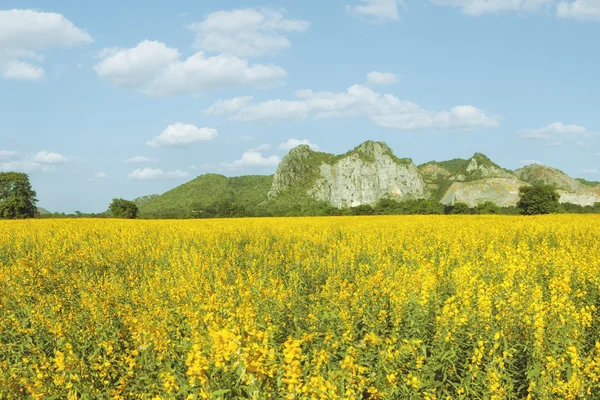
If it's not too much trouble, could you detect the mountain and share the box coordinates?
[136,141,600,217]
[270,141,426,208]
[137,174,273,218]
[37,207,51,215]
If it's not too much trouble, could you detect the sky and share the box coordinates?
[1,0,599,213]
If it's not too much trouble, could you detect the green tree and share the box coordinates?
[109,198,139,219]
[451,202,471,214]
[374,198,402,215]
[349,204,375,215]
[474,201,501,215]
[0,172,38,219]
[517,184,560,215]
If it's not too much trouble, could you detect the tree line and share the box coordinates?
[2,172,599,219]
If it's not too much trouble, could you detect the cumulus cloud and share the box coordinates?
[225,150,281,169]
[147,123,218,148]
[557,0,600,20]
[2,61,46,81]
[187,8,309,58]
[520,159,543,165]
[346,0,404,22]
[0,9,92,81]
[94,40,286,97]
[521,122,598,144]
[128,168,190,180]
[93,172,107,178]
[582,168,599,174]
[279,138,320,151]
[33,151,67,164]
[430,0,556,15]
[366,71,399,86]
[0,150,67,173]
[205,81,501,130]
[252,144,272,151]
[0,150,19,160]
[125,156,157,163]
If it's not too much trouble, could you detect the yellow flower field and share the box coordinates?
[1,216,600,399]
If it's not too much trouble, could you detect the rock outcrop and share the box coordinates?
[269,141,426,208]
[310,142,426,208]
[268,142,600,209]
[440,178,524,207]
[515,164,600,206]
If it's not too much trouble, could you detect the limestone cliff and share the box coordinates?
[515,164,600,206]
[440,178,524,207]
[269,141,426,207]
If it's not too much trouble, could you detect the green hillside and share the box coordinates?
[138,174,273,218]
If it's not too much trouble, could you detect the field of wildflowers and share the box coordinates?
[1,216,600,399]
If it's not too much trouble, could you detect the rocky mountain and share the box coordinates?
[270,141,426,208]
[137,141,600,216]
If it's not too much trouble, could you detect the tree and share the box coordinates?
[517,184,560,215]
[451,202,471,214]
[0,172,38,219]
[349,204,375,215]
[109,198,139,219]
[474,201,501,215]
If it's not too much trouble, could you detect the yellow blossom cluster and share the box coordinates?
[1,215,600,398]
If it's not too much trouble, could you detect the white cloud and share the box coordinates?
[346,0,404,22]
[33,151,67,164]
[205,96,254,116]
[582,168,599,174]
[206,84,501,130]
[279,138,320,151]
[147,123,218,148]
[125,156,157,164]
[0,150,19,160]
[0,159,52,173]
[431,0,556,15]
[0,150,67,173]
[576,140,591,147]
[252,144,272,151]
[2,61,46,81]
[94,40,286,97]
[128,168,190,180]
[187,8,309,58]
[225,150,281,169]
[520,159,543,165]
[366,71,399,86]
[206,97,310,122]
[557,0,600,20]
[521,122,597,143]
[93,172,107,178]
[0,9,92,81]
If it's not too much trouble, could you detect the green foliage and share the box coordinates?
[109,199,139,219]
[451,202,472,214]
[349,204,375,215]
[576,178,600,188]
[374,198,444,215]
[0,172,37,219]
[559,202,600,214]
[474,201,501,215]
[517,184,560,215]
[138,174,273,218]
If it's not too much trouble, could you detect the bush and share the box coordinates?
[474,201,501,215]
[517,185,560,215]
[109,199,139,219]
[350,204,375,215]
[451,202,472,214]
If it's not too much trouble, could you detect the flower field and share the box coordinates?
[1,216,600,399]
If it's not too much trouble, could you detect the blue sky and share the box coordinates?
[1,0,599,213]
